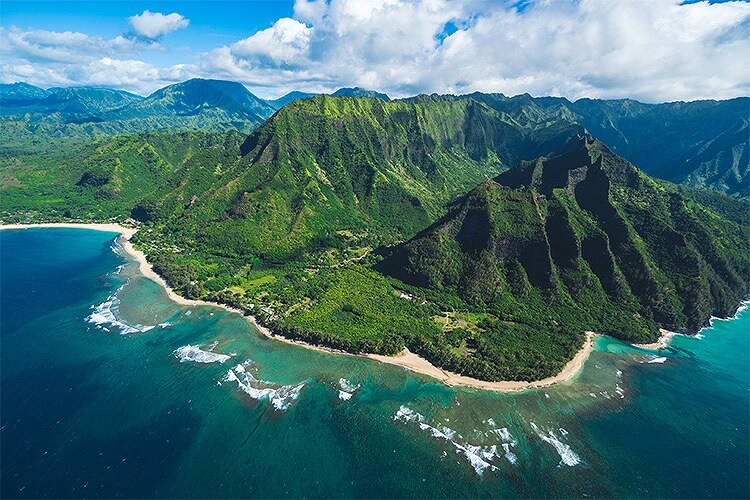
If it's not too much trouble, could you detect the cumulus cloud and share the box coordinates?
[1,0,748,101]
[1,26,157,64]
[128,10,190,39]
[231,18,313,67]
[0,25,193,94]
[203,0,750,102]
[0,8,191,94]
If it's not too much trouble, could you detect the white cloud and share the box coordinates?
[231,18,313,67]
[1,26,157,64]
[128,10,189,39]
[202,0,750,102]
[0,25,195,94]
[1,0,748,101]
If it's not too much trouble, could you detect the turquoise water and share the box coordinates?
[1,228,748,498]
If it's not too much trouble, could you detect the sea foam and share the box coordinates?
[173,344,234,364]
[394,406,500,475]
[224,362,304,411]
[530,422,581,466]
[489,426,519,464]
[338,378,360,401]
[87,288,161,334]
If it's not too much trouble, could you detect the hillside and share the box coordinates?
[472,93,750,199]
[143,94,582,261]
[1,81,746,199]
[0,79,278,141]
[375,136,749,378]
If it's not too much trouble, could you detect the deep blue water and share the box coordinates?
[1,228,748,498]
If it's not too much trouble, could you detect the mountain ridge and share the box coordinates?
[1,79,746,198]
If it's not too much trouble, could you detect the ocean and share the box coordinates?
[1,228,748,498]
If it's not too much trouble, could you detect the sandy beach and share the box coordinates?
[1,222,596,392]
[632,329,675,350]
[366,333,596,392]
[0,222,138,239]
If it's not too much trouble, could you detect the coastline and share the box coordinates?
[632,329,676,350]
[1,222,594,393]
[0,222,138,239]
[365,332,596,392]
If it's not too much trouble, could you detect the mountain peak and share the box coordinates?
[121,78,276,123]
[331,87,390,100]
[494,132,644,196]
[0,82,50,100]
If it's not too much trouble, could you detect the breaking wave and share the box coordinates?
[174,344,234,364]
[394,406,503,475]
[86,288,164,334]
[338,378,360,401]
[530,422,581,466]
[224,361,304,411]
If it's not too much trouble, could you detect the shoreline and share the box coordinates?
[0,222,139,239]
[1,222,595,393]
[632,329,676,351]
[365,332,596,392]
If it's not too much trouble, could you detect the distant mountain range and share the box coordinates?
[0,79,388,134]
[1,79,745,198]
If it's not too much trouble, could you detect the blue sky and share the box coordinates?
[1,1,295,68]
[1,0,748,101]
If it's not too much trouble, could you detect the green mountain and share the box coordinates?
[1,80,745,198]
[570,97,749,198]
[377,135,748,377]
[0,86,142,116]
[141,94,582,261]
[109,78,275,123]
[331,87,390,100]
[471,93,750,199]
[0,79,277,141]
[0,82,50,101]
[267,91,316,108]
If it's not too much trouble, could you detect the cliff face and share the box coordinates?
[383,136,750,340]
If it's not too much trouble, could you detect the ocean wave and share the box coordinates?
[86,289,163,334]
[223,362,304,411]
[698,300,748,334]
[173,344,234,364]
[615,384,625,398]
[394,406,500,475]
[394,405,424,423]
[338,378,360,401]
[489,426,519,465]
[530,422,581,466]
[490,427,516,445]
[501,443,518,465]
